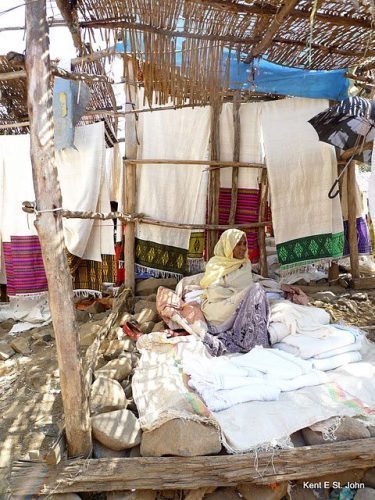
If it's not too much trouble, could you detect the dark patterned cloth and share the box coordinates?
[203,284,270,357]
[135,238,187,275]
[343,217,372,256]
[66,252,116,292]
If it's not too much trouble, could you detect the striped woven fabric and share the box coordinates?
[218,188,261,263]
[3,236,48,295]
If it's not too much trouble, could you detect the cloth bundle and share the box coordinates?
[270,301,363,370]
[184,346,328,411]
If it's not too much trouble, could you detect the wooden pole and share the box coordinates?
[25,0,91,458]
[124,60,137,291]
[228,90,240,225]
[207,103,221,258]
[258,168,269,278]
[347,161,360,279]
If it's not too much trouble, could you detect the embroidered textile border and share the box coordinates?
[135,238,187,275]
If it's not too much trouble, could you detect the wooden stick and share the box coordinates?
[228,91,240,225]
[54,0,83,53]
[0,67,113,83]
[10,438,375,494]
[124,159,266,168]
[124,60,137,291]
[0,69,26,80]
[25,0,91,459]
[340,141,373,161]
[207,103,221,258]
[0,121,29,130]
[21,202,272,230]
[258,169,269,278]
[250,0,304,60]
[347,161,360,279]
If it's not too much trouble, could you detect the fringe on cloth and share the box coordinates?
[10,291,49,301]
[277,258,333,277]
[73,289,102,299]
[135,264,184,282]
[187,257,206,275]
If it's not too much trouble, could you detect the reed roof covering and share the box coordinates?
[72,0,375,104]
[0,55,117,136]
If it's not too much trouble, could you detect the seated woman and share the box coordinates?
[199,229,308,356]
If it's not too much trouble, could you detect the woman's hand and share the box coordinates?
[281,284,309,305]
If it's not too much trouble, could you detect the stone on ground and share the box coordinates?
[0,342,15,360]
[78,323,101,347]
[91,409,142,450]
[290,431,306,447]
[85,301,106,314]
[10,337,30,355]
[364,469,375,489]
[152,321,166,332]
[237,482,288,500]
[302,417,370,445]
[89,376,128,414]
[134,308,158,324]
[40,495,82,499]
[134,300,157,314]
[136,278,177,296]
[103,340,128,360]
[92,439,129,458]
[140,321,155,334]
[204,487,241,499]
[355,488,375,500]
[140,419,221,456]
[95,358,133,381]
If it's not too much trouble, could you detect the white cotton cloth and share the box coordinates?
[269,300,331,343]
[219,102,262,188]
[312,351,362,371]
[273,326,363,360]
[136,105,210,249]
[56,122,114,261]
[261,97,343,251]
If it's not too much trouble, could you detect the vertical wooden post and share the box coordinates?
[229,91,241,225]
[207,103,221,258]
[258,168,269,278]
[347,160,360,279]
[124,58,137,290]
[25,0,91,457]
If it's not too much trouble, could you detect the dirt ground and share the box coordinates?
[0,285,374,497]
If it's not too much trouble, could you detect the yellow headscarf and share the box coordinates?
[200,229,249,289]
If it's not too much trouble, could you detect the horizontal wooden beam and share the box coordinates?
[273,36,375,58]
[124,159,265,168]
[0,121,29,130]
[0,67,112,83]
[10,438,375,494]
[0,69,26,80]
[340,141,373,161]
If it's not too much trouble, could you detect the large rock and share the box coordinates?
[302,418,370,445]
[92,439,129,458]
[89,377,128,414]
[364,469,375,489]
[134,300,157,314]
[237,483,288,500]
[103,340,128,360]
[152,321,166,332]
[91,409,142,450]
[10,337,30,355]
[140,419,221,457]
[140,321,155,334]
[0,342,15,360]
[94,358,133,381]
[290,431,306,448]
[355,488,375,500]
[204,488,240,499]
[134,308,158,325]
[78,323,101,347]
[40,495,82,499]
[135,278,177,296]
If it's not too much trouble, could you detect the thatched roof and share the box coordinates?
[0,55,118,138]
[67,0,375,105]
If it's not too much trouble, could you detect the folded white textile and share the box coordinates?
[268,321,290,344]
[269,301,331,340]
[314,337,362,359]
[188,378,281,412]
[274,327,362,359]
[313,352,362,371]
[265,370,328,392]
[231,345,313,379]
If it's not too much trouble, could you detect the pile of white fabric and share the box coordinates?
[183,346,328,411]
[270,301,363,371]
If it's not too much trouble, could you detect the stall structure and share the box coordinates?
[2,0,375,495]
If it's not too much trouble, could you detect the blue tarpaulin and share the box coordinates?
[116,41,349,101]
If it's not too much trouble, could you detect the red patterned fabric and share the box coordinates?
[3,236,48,295]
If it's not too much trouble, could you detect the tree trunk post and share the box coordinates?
[25,0,92,458]
[228,90,240,225]
[207,103,221,258]
[347,160,360,279]
[258,168,269,277]
[124,58,137,290]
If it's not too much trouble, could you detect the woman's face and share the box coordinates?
[233,235,247,260]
